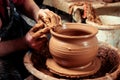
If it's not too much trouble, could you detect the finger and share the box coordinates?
[54,15,61,25]
[33,38,48,50]
[39,9,62,28]
[58,16,62,25]
[44,10,58,27]
[49,12,62,27]
[30,23,44,33]
[31,37,47,46]
[41,17,51,24]
[38,9,50,23]
[37,9,48,20]
[32,27,50,39]
[36,37,48,42]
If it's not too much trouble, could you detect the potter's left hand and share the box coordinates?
[35,9,62,28]
[25,22,49,52]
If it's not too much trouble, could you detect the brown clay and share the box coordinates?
[49,23,99,68]
[24,42,120,79]
[46,57,101,78]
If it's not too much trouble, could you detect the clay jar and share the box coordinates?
[49,23,98,68]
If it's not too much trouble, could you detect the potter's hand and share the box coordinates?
[36,9,62,28]
[25,22,49,52]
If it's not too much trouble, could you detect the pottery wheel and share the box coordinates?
[46,58,101,78]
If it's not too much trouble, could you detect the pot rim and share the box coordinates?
[50,23,98,39]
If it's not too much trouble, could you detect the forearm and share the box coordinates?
[22,0,40,21]
[0,37,29,56]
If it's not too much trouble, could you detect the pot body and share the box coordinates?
[49,23,98,68]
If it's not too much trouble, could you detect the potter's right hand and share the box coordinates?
[37,9,62,28]
[25,22,49,52]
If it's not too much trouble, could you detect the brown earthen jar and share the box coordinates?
[49,23,98,68]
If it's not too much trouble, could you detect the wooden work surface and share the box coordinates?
[24,42,120,80]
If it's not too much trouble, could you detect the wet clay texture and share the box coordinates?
[49,23,99,68]
[24,42,120,79]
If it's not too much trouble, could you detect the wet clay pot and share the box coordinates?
[49,23,98,68]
